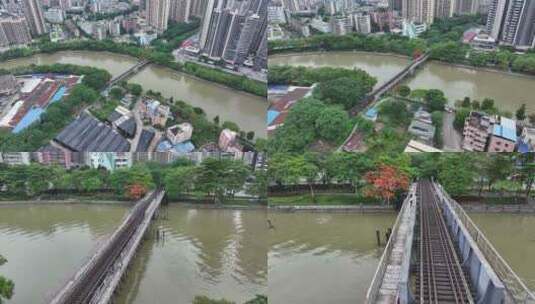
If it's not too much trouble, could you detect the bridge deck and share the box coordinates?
[49,190,164,304]
[367,181,535,304]
[376,184,417,303]
[365,183,417,304]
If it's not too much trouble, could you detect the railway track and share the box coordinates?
[414,181,475,304]
[54,190,160,304]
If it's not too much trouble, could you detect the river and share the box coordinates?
[2,205,534,303]
[0,203,128,304]
[269,52,535,113]
[268,212,396,304]
[0,51,266,136]
[470,213,535,290]
[0,203,266,304]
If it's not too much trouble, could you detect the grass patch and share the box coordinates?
[269,193,381,206]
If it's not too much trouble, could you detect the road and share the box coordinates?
[442,111,462,151]
[130,99,143,152]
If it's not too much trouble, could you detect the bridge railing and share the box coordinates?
[365,183,416,304]
[436,183,535,304]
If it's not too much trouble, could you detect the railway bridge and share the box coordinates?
[366,180,535,304]
[49,189,166,304]
[339,54,429,152]
[101,60,150,95]
[349,53,429,116]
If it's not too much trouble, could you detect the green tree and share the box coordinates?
[314,77,369,110]
[516,103,527,121]
[528,113,535,126]
[461,96,471,108]
[192,296,234,304]
[195,158,250,203]
[222,121,240,132]
[379,100,410,126]
[0,255,14,304]
[109,87,124,100]
[481,98,495,113]
[437,154,477,195]
[397,85,411,98]
[485,154,514,191]
[126,83,143,96]
[314,106,351,142]
[163,166,196,198]
[425,89,447,112]
[109,165,154,198]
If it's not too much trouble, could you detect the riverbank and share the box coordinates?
[269,50,535,113]
[269,204,394,213]
[269,50,535,83]
[0,41,266,97]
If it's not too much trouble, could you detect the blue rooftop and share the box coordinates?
[493,124,516,142]
[12,107,45,133]
[267,110,280,125]
[49,86,66,105]
[365,108,378,118]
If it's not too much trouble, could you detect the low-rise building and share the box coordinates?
[518,127,535,153]
[140,99,170,127]
[0,74,18,96]
[408,119,435,144]
[0,152,31,165]
[404,139,442,152]
[462,111,495,152]
[267,86,313,136]
[167,122,193,145]
[488,117,516,152]
[219,128,243,153]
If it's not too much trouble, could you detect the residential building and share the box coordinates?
[268,4,286,24]
[404,139,442,152]
[219,128,243,153]
[0,74,19,96]
[0,12,32,46]
[434,0,454,19]
[88,152,132,171]
[354,13,371,34]
[486,0,535,49]
[462,111,495,151]
[455,0,480,14]
[518,127,535,152]
[167,123,193,144]
[35,146,77,168]
[487,116,517,152]
[402,20,427,38]
[147,0,170,32]
[140,99,170,127]
[170,0,191,23]
[408,119,436,144]
[310,17,331,33]
[22,0,47,36]
[402,0,434,24]
[44,8,64,24]
[0,152,31,165]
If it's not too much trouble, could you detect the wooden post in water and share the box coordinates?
[376,229,381,246]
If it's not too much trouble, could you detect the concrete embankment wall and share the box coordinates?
[434,183,506,304]
[269,205,395,213]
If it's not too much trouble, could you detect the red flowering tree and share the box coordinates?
[127,183,147,200]
[364,164,410,205]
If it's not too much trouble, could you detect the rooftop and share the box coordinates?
[54,114,130,152]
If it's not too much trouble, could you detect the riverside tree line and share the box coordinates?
[268,152,534,205]
[0,158,266,203]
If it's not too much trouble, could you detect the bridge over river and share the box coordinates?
[49,189,166,304]
[340,53,429,152]
[366,180,535,304]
